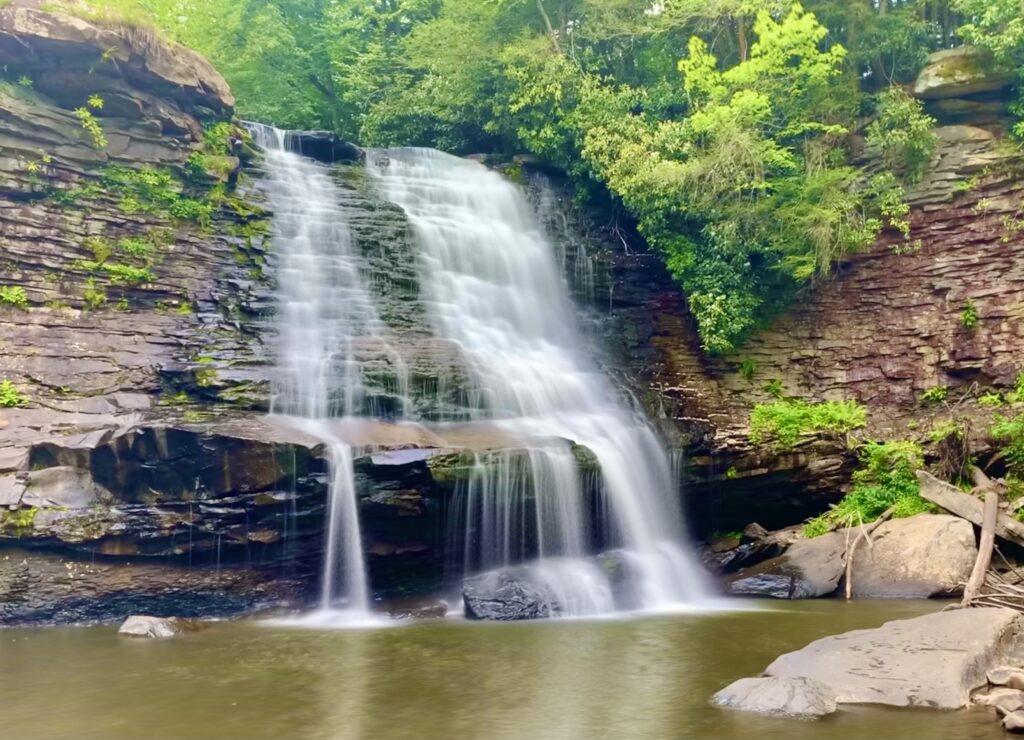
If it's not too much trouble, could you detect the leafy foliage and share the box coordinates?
[866,87,937,182]
[0,379,29,408]
[0,285,29,310]
[804,441,929,537]
[93,0,978,352]
[749,398,866,449]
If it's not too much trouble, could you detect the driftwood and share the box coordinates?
[962,490,998,605]
[844,505,896,600]
[916,470,1024,549]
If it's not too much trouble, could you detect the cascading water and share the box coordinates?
[248,123,377,621]
[368,148,712,615]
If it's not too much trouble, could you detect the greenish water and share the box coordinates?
[0,601,1002,740]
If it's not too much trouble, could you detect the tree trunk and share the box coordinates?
[962,490,998,605]
[536,0,562,54]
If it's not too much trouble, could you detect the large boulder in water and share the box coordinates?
[716,608,1024,714]
[462,559,615,620]
[463,567,558,621]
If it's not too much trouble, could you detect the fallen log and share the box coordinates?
[917,470,1024,549]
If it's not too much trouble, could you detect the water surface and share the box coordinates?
[1,601,1000,740]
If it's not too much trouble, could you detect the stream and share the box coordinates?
[1,600,1000,740]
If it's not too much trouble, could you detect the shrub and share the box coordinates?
[919,385,948,405]
[804,441,929,536]
[0,379,28,408]
[962,299,979,330]
[866,87,938,183]
[0,285,29,310]
[749,398,867,449]
[73,104,107,149]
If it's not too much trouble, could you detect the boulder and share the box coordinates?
[913,46,1015,100]
[726,532,844,598]
[118,615,200,638]
[463,567,558,621]
[763,608,1024,709]
[712,676,837,718]
[1007,711,1024,733]
[843,513,977,597]
[989,666,1024,690]
[973,687,1024,716]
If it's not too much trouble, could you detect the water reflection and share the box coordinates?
[0,602,1005,740]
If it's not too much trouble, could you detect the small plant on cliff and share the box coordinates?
[749,398,867,450]
[0,379,28,408]
[979,391,1005,408]
[0,285,29,310]
[82,277,106,311]
[761,379,784,399]
[961,299,979,330]
[804,440,929,537]
[738,359,757,382]
[919,385,948,405]
[74,94,107,149]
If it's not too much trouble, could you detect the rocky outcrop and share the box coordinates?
[717,608,1024,714]
[0,404,608,622]
[913,47,1014,101]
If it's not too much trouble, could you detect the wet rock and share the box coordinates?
[1006,711,1024,733]
[712,676,837,718]
[118,615,200,638]
[702,538,785,575]
[973,687,1024,715]
[287,131,363,164]
[385,600,449,620]
[463,568,557,621]
[913,47,1015,100]
[726,533,844,598]
[763,608,1024,709]
[843,514,977,597]
[709,535,740,553]
[23,466,112,509]
[989,666,1024,690]
[0,548,302,626]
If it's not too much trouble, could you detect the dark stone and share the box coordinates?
[726,533,845,599]
[287,131,364,164]
[463,567,557,621]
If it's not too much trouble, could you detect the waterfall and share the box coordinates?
[368,148,711,614]
[248,123,375,621]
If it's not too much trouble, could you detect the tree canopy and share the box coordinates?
[80,0,1022,353]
